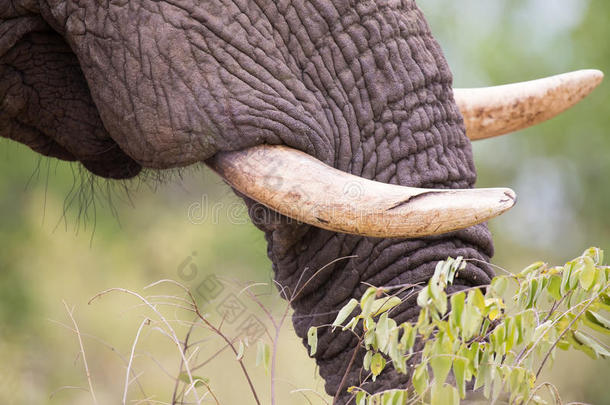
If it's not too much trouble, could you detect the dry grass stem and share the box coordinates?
[62,300,98,405]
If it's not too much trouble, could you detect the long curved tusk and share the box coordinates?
[456,69,604,140]
[207,145,516,238]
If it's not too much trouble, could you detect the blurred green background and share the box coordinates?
[1,0,609,403]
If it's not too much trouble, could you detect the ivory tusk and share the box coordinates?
[207,145,516,238]
[456,69,604,140]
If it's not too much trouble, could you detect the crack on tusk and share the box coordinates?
[500,191,517,204]
[387,191,443,211]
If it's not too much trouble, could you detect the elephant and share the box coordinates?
[0,0,603,402]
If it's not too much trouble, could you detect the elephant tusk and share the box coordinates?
[206,145,516,238]
[456,69,604,140]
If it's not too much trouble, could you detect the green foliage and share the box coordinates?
[313,248,610,404]
[256,339,271,374]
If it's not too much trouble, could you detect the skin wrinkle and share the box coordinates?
[0,28,140,177]
[182,0,330,160]
[1,0,497,401]
[287,2,345,154]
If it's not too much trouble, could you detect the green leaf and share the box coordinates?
[364,328,377,349]
[453,357,467,398]
[412,363,429,396]
[400,323,416,353]
[490,276,508,298]
[459,343,478,381]
[433,290,448,315]
[375,312,390,352]
[333,298,359,328]
[361,287,380,318]
[178,373,209,388]
[449,292,465,329]
[389,330,406,374]
[572,330,610,359]
[579,256,597,291]
[371,296,403,317]
[593,266,608,291]
[371,352,386,380]
[430,337,453,386]
[519,309,537,344]
[583,247,604,265]
[584,310,610,334]
[431,384,459,405]
[532,321,552,346]
[343,316,359,332]
[569,261,583,290]
[491,322,507,356]
[547,275,562,301]
[508,367,524,396]
[381,390,407,405]
[505,317,518,352]
[256,340,271,373]
[417,286,431,309]
[430,355,452,386]
[363,350,373,371]
[491,365,504,402]
[356,390,367,405]
[471,288,486,313]
[474,349,491,393]
[307,326,318,356]
[561,261,574,296]
[526,278,539,309]
[519,261,545,277]
[461,295,483,340]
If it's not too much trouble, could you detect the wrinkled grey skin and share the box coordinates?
[1,0,494,401]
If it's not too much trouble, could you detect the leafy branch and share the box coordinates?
[309,248,610,405]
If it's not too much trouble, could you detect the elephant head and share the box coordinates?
[0,0,602,402]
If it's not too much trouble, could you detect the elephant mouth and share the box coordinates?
[207,70,602,239]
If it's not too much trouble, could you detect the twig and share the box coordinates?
[526,382,563,405]
[62,301,98,405]
[271,303,291,405]
[48,385,89,399]
[142,279,261,405]
[541,294,569,324]
[535,293,601,378]
[191,337,240,371]
[47,318,150,401]
[290,388,331,405]
[240,284,279,330]
[124,318,150,404]
[332,336,364,405]
[291,256,358,302]
[89,288,202,404]
[237,279,292,405]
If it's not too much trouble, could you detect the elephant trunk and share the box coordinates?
[231,3,496,399]
[245,199,494,400]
